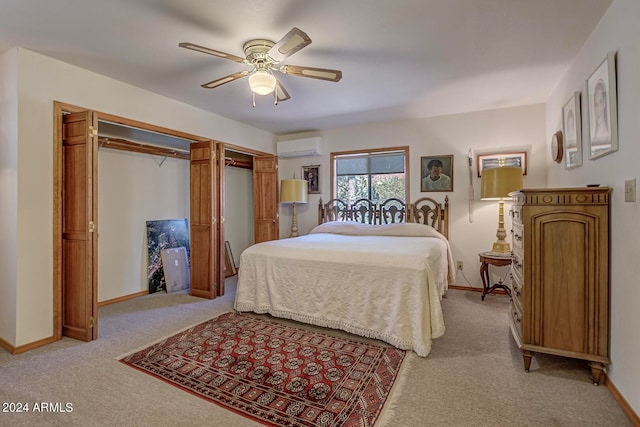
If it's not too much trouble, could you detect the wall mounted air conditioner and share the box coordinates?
[276,137,323,158]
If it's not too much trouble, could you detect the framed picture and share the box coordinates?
[476,152,527,177]
[224,241,237,277]
[145,219,190,294]
[421,155,453,192]
[562,91,582,169]
[302,165,320,194]
[586,51,618,159]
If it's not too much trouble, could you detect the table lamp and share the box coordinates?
[480,166,523,254]
[280,178,308,238]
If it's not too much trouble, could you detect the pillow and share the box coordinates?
[310,221,444,239]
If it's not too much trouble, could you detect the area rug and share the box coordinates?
[119,312,407,427]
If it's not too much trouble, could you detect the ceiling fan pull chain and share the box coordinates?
[274,85,279,105]
[252,91,256,108]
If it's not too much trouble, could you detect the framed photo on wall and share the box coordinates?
[302,165,320,194]
[586,51,618,159]
[562,91,582,169]
[476,152,527,177]
[421,155,453,192]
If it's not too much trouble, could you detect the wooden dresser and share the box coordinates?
[508,187,610,385]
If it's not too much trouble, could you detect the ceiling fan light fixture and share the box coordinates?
[248,70,276,95]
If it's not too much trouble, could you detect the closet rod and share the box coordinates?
[224,156,253,169]
[98,136,190,160]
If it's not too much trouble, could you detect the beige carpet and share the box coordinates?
[0,278,632,426]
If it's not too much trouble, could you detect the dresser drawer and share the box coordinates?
[509,300,523,346]
[510,269,523,303]
[512,223,524,250]
[510,204,523,224]
[511,249,524,283]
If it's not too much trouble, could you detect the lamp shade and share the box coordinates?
[280,179,308,204]
[248,71,276,95]
[481,167,523,200]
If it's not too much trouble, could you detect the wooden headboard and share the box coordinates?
[318,196,449,239]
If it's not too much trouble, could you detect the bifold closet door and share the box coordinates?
[253,156,279,243]
[61,111,98,341]
[190,140,222,298]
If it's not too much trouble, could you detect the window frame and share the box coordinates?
[330,146,410,203]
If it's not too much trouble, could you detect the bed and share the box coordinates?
[234,197,454,357]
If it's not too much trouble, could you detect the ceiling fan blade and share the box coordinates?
[267,27,312,63]
[201,71,249,89]
[279,65,342,82]
[179,42,246,63]
[273,79,291,102]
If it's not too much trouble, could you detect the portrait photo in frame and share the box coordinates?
[302,165,320,194]
[586,51,618,159]
[421,155,453,192]
[476,152,527,177]
[562,91,582,169]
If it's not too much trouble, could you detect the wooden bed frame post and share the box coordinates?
[318,198,324,224]
[443,196,449,239]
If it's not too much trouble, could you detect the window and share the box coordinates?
[332,147,408,205]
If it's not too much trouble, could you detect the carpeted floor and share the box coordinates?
[0,278,632,426]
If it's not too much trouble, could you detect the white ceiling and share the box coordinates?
[0,0,612,135]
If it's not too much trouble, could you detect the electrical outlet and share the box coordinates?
[625,178,636,202]
[457,261,464,270]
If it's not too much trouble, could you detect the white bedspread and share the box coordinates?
[234,222,453,357]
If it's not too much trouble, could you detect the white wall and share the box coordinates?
[278,104,547,286]
[1,47,274,348]
[97,150,190,302]
[545,0,640,415]
[224,166,254,267]
[0,49,18,345]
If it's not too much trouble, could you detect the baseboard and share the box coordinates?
[0,334,57,355]
[98,290,148,307]
[0,336,15,354]
[606,375,640,426]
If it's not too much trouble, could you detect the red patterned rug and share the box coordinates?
[120,312,406,426]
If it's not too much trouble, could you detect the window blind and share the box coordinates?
[336,153,405,175]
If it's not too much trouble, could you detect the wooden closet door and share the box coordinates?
[190,140,218,298]
[215,142,225,296]
[61,111,98,341]
[253,156,279,243]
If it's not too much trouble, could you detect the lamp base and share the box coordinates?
[289,202,299,238]
[489,198,512,255]
[491,241,512,254]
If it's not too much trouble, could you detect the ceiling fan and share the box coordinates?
[179,27,342,104]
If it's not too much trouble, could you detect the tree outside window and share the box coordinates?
[334,151,406,205]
